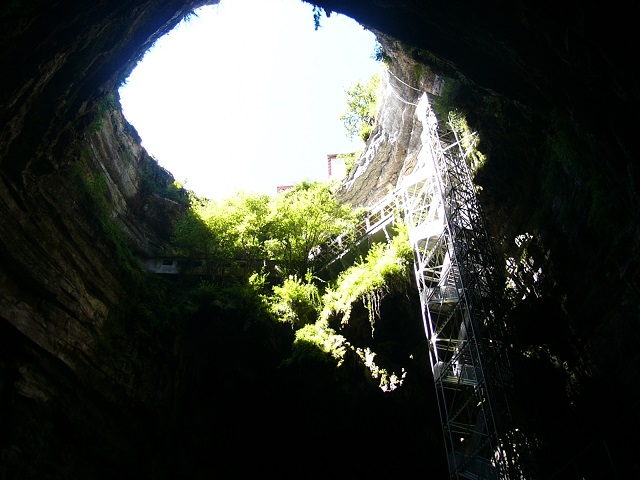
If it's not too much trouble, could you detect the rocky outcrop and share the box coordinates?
[0,45,192,476]
[1,0,208,396]
[83,98,187,258]
[0,94,184,369]
[337,33,444,208]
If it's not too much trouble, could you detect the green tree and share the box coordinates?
[172,208,214,258]
[215,191,273,267]
[266,181,357,277]
[172,182,357,281]
[173,191,276,277]
[340,73,380,141]
[269,274,321,327]
[172,194,236,278]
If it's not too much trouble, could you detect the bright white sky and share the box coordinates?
[118,0,382,200]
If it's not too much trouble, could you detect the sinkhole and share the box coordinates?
[118,0,383,201]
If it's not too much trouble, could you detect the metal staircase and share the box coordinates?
[314,190,399,275]
[398,93,534,479]
[315,89,535,479]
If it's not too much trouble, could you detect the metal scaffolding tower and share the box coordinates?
[398,93,533,479]
[315,86,535,478]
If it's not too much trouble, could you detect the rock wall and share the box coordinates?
[83,99,187,258]
[331,5,640,477]
[1,0,208,387]
[0,71,189,477]
[0,94,183,369]
[336,33,440,208]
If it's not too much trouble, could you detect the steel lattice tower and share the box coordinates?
[316,88,536,478]
[398,93,534,479]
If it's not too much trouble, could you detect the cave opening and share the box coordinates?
[118,0,382,201]
[3,0,640,477]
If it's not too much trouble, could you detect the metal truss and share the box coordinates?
[398,94,535,479]
[313,90,535,478]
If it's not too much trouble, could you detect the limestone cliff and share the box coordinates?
[0,96,190,478]
[336,33,436,208]
[1,0,209,403]
[83,96,187,258]
[0,93,183,368]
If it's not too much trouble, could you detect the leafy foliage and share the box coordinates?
[214,191,273,264]
[448,111,486,176]
[340,73,381,141]
[337,152,358,177]
[88,93,119,134]
[356,346,407,392]
[321,224,412,329]
[371,40,389,63]
[172,182,357,280]
[165,180,412,390]
[285,319,349,367]
[431,78,461,121]
[269,273,321,328]
[194,275,269,322]
[173,207,216,258]
[164,180,189,203]
[266,181,358,277]
[311,5,331,30]
[172,191,271,275]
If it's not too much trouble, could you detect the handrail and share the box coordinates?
[313,191,401,268]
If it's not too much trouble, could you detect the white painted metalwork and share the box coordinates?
[399,93,534,479]
[316,90,536,479]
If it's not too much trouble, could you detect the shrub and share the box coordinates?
[269,274,320,327]
[321,225,412,330]
[340,73,381,142]
[285,320,349,367]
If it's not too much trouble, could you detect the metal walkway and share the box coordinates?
[314,191,399,275]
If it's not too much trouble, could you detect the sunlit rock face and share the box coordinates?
[0,93,183,368]
[84,103,187,256]
[1,0,208,362]
[336,33,443,208]
[1,0,639,478]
